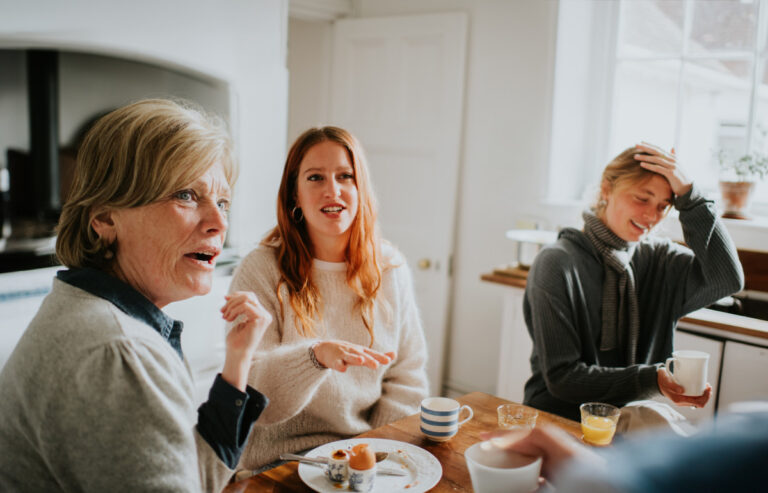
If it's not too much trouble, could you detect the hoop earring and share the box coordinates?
[291,206,304,223]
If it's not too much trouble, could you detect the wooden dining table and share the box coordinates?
[224,391,581,492]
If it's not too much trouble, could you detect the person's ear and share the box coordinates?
[90,208,116,243]
[600,180,612,203]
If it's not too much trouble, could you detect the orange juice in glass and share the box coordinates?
[580,402,620,446]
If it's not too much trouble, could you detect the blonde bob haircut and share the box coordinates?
[263,126,385,345]
[594,146,672,218]
[56,98,236,269]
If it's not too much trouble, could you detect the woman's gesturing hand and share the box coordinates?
[312,340,396,372]
[635,142,692,196]
[220,291,273,391]
[657,366,712,408]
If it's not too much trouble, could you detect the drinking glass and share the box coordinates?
[490,404,538,448]
[497,404,538,430]
[580,402,620,446]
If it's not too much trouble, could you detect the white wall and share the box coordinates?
[287,18,333,145]
[289,0,561,396]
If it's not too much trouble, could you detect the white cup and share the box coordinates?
[665,350,709,396]
[420,397,473,441]
[465,441,542,493]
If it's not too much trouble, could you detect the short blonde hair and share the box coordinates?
[594,146,663,217]
[56,99,236,269]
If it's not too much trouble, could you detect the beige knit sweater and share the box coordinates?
[230,243,429,469]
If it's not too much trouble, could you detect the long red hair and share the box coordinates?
[263,127,383,345]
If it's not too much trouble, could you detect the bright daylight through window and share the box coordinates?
[549,0,768,217]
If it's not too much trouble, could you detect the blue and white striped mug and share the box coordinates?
[420,397,474,441]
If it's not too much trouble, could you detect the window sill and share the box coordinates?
[656,212,768,253]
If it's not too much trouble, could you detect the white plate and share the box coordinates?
[297,438,442,493]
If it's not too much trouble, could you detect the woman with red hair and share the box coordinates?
[230,127,428,470]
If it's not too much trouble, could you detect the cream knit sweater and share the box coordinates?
[231,244,429,469]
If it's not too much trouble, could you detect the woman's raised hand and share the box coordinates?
[220,291,273,391]
[312,340,396,372]
[635,142,692,196]
[657,366,712,408]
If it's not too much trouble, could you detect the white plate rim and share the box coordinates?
[296,437,442,493]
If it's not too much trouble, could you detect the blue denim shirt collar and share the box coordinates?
[57,267,184,360]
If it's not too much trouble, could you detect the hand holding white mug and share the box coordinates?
[312,340,396,372]
[657,366,712,408]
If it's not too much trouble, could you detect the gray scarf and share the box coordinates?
[583,210,640,364]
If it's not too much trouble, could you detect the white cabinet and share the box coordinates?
[718,341,768,411]
[0,266,61,371]
[495,285,532,403]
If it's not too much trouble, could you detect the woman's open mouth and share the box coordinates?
[184,250,218,265]
[321,204,345,215]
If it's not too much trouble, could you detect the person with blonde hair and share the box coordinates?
[522,142,744,425]
[230,126,428,469]
[0,99,271,492]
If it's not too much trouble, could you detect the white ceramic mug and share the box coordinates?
[665,350,709,396]
[420,397,473,441]
[465,441,542,493]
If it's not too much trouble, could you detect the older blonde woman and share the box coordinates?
[523,143,744,424]
[230,127,429,469]
[0,99,271,492]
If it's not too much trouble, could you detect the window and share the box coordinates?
[549,0,768,216]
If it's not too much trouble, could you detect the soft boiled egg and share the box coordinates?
[349,443,376,471]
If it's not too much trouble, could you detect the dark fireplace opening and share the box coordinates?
[1,50,65,273]
[0,48,230,274]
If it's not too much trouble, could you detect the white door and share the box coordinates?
[330,13,467,394]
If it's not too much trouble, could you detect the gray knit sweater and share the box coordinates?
[523,187,744,421]
[232,243,429,469]
[0,280,234,492]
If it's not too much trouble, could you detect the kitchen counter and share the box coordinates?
[481,271,768,342]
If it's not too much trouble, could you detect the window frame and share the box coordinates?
[548,0,768,217]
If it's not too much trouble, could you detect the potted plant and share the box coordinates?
[716,149,768,219]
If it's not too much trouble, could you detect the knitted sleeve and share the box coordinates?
[369,258,429,428]
[228,248,331,425]
[44,335,230,492]
[525,250,660,405]
[661,186,744,317]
